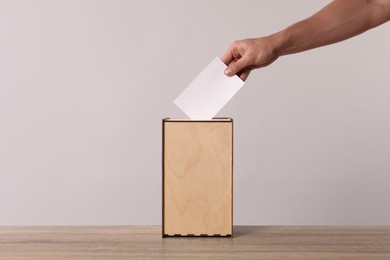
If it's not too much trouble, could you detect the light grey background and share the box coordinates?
[1,0,389,225]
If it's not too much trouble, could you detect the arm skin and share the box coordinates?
[222,0,390,81]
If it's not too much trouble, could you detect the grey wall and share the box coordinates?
[1,0,389,225]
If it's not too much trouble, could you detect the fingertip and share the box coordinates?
[239,70,251,81]
[221,44,235,65]
[220,55,227,64]
[224,67,232,76]
[220,53,231,66]
[240,75,248,81]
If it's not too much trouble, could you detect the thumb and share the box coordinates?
[224,58,249,77]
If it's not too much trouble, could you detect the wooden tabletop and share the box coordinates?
[0,226,389,259]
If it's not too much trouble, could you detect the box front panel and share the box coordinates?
[163,121,232,236]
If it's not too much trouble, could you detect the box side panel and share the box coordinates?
[162,120,166,237]
[163,121,232,236]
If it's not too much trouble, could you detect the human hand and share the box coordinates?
[221,36,279,81]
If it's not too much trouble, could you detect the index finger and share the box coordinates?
[220,45,234,66]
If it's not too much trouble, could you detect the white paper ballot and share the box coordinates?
[174,57,245,120]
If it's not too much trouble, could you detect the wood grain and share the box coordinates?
[0,226,389,259]
[163,118,233,236]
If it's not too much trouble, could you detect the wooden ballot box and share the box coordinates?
[162,118,233,237]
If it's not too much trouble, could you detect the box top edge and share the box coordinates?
[163,117,232,122]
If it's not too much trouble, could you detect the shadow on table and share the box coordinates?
[233,226,267,238]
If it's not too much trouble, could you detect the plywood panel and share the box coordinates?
[163,118,233,236]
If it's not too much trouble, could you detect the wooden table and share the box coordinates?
[0,226,389,259]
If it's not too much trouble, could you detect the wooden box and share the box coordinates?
[162,118,233,237]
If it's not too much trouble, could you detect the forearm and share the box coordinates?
[222,0,390,80]
[272,0,390,56]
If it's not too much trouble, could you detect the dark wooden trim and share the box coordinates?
[163,234,232,238]
[163,117,232,123]
[161,119,165,237]
[231,118,234,237]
